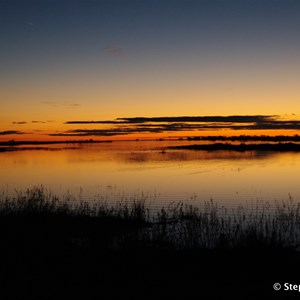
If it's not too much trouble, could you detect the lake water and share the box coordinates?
[1,140,300,210]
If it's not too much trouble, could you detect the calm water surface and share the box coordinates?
[1,141,300,209]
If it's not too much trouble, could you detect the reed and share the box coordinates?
[1,186,300,250]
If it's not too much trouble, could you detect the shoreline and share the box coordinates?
[169,142,300,152]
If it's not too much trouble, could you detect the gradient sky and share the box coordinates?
[1,0,300,140]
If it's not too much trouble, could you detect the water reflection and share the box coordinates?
[116,150,274,163]
[1,141,300,207]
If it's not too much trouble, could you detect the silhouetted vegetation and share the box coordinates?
[170,142,300,152]
[187,135,300,142]
[1,186,300,299]
[2,186,300,250]
[0,139,112,147]
[0,146,81,152]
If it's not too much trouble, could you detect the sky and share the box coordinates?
[1,0,300,141]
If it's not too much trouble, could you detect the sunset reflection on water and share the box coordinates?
[1,141,300,208]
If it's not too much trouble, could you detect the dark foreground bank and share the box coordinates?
[1,187,300,299]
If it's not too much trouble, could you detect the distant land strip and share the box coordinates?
[187,135,300,142]
[0,140,112,147]
[169,143,300,152]
[0,147,81,152]
[2,135,300,147]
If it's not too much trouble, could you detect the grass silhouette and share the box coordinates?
[2,186,300,250]
[1,186,300,299]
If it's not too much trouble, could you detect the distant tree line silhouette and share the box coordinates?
[187,135,300,142]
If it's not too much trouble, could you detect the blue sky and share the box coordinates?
[1,0,300,140]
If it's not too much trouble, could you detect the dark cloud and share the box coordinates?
[59,115,300,137]
[49,124,230,137]
[103,46,125,56]
[49,131,128,137]
[12,120,49,124]
[0,130,24,135]
[66,115,277,125]
[231,121,300,130]
[116,115,277,124]
[12,121,27,125]
[49,126,165,137]
[65,120,125,124]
